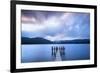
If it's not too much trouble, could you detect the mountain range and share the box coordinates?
[21,37,90,44]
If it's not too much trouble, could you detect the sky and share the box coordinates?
[21,10,90,41]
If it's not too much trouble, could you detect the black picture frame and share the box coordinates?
[10,0,97,72]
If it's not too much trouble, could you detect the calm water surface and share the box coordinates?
[21,44,90,63]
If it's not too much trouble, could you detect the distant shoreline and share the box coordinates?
[21,37,90,44]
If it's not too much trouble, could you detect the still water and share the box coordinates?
[21,44,90,63]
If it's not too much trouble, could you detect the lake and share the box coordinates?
[21,44,90,63]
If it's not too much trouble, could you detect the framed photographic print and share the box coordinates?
[10,0,97,72]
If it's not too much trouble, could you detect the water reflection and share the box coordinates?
[21,44,90,63]
[52,46,65,61]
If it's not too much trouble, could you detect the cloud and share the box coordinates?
[21,10,90,40]
[44,34,83,41]
[22,12,72,33]
[22,23,45,32]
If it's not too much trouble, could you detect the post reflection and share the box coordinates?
[51,46,65,61]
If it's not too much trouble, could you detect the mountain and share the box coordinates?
[21,37,90,44]
[54,39,90,44]
[22,37,52,44]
